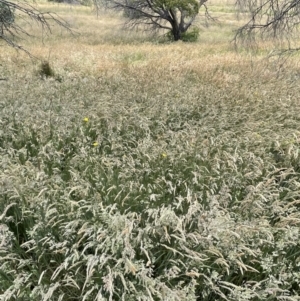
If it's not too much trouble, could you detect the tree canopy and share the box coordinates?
[102,0,210,41]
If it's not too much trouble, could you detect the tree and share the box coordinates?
[101,0,211,41]
[0,0,70,53]
[234,0,300,50]
[100,0,300,46]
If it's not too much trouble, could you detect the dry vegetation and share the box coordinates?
[1,1,300,300]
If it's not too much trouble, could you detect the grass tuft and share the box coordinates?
[38,60,55,78]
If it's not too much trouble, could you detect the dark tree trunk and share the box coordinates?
[170,17,188,41]
[171,25,182,41]
[173,30,181,41]
[169,9,182,41]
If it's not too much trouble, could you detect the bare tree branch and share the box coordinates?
[0,0,71,55]
[234,0,300,49]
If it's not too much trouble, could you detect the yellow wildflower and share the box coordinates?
[83,117,89,122]
[162,153,167,158]
[93,142,99,147]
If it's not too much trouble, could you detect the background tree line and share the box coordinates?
[1,0,300,48]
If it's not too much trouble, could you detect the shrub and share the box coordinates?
[166,27,200,42]
[181,27,200,42]
[38,61,55,78]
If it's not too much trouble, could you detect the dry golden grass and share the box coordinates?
[0,1,248,75]
[1,14,300,135]
[1,1,298,88]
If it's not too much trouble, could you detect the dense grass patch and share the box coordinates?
[1,2,300,300]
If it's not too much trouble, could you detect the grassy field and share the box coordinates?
[1,2,300,300]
